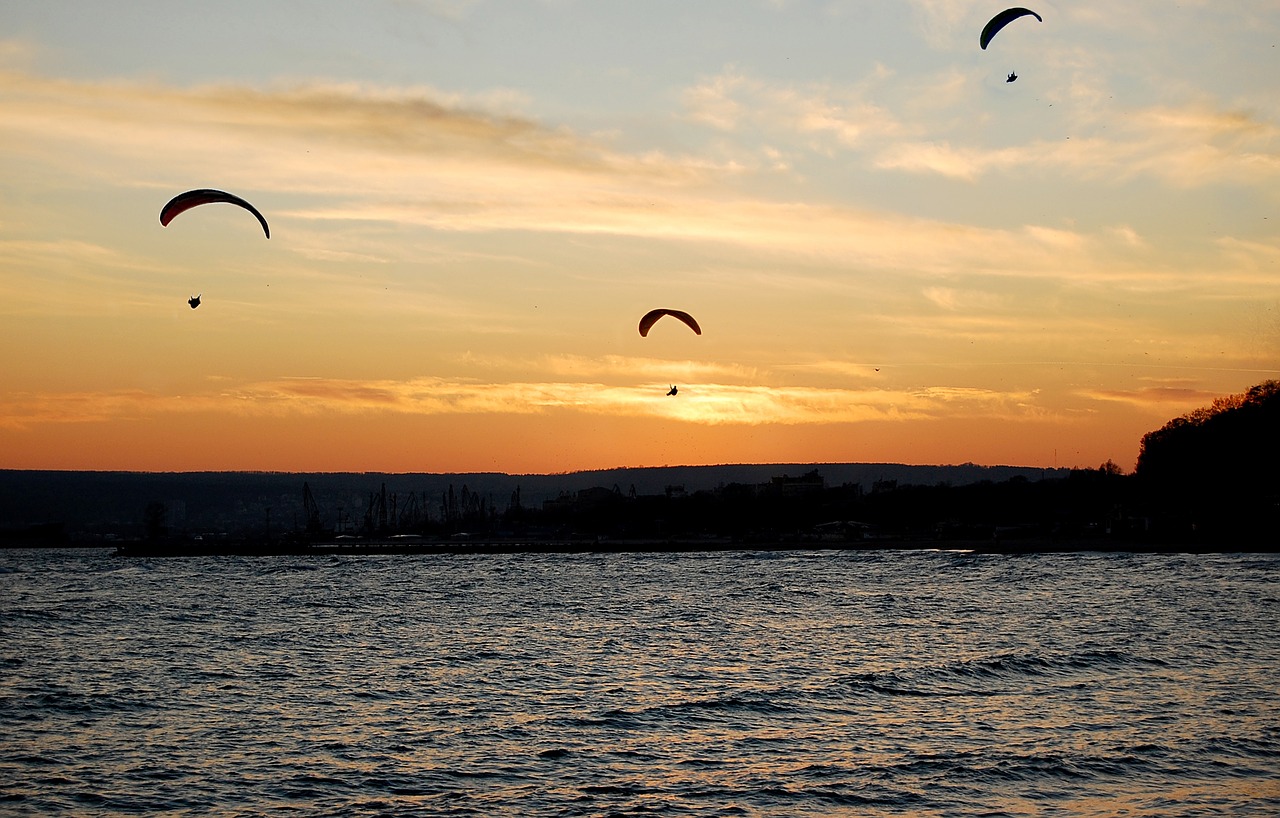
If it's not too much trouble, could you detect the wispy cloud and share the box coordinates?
[673,59,1280,191]
[0,372,1055,430]
[682,65,906,148]
[921,286,1010,312]
[3,68,1268,292]
[391,0,481,22]
[0,38,40,68]
[874,105,1280,186]
[0,239,176,313]
[0,70,719,187]
[1080,382,1224,408]
[2,66,1276,389]
[537,354,762,384]
[904,0,982,48]
[1215,236,1280,273]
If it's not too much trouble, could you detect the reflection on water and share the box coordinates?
[2,548,1278,816]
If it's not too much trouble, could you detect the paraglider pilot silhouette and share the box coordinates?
[1006,71,1018,82]
[188,294,201,309]
[667,385,678,396]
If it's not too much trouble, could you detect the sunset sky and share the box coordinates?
[2,1,1278,474]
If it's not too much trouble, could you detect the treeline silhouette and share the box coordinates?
[1135,379,1279,541]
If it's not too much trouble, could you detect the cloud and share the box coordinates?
[1214,236,1280,272]
[1107,225,1147,248]
[674,60,1279,192]
[778,360,885,380]
[905,0,981,48]
[0,371,1053,430]
[2,67,1273,316]
[921,286,1009,312]
[0,239,176,314]
[391,0,481,22]
[681,66,906,148]
[0,39,40,68]
[291,193,1161,287]
[1081,384,1224,408]
[538,354,762,384]
[874,104,1280,187]
[0,70,720,186]
[873,140,989,181]
[670,47,1280,194]
[682,70,750,131]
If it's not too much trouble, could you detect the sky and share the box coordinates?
[2,1,1278,474]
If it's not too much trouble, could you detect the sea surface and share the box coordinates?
[2,547,1277,817]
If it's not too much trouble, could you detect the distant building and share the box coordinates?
[768,470,825,497]
[811,520,876,541]
[542,486,622,514]
[576,486,621,508]
[542,492,576,514]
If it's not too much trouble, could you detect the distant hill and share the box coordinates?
[531,462,1063,499]
[0,463,1064,535]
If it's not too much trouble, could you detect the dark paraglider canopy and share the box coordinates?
[188,294,201,309]
[638,309,701,337]
[160,189,271,238]
[980,7,1042,50]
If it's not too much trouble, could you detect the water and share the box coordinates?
[2,548,1277,817]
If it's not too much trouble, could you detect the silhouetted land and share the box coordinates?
[3,382,1276,555]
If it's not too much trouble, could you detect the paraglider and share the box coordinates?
[188,294,201,309]
[638,309,701,337]
[980,7,1041,50]
[638,311,698,395]
[1006,71,1018,82]
[160,189,270,238]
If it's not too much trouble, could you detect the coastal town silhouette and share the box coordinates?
[5,381,1276,554]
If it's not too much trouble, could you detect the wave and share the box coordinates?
[830,649,1170,698]
[552,689,796,733]
[2,607,63,622]
[8,687,155,716]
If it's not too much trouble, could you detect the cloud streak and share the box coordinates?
[0,372,1056,430]
[682,66,906,148]
[676,64,1280,190]
[3,68,1272,295]
[876,106,1280,186]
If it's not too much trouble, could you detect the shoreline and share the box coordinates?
[96,536,1272,557]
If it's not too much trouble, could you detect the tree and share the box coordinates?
[1136,380,1280,537]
